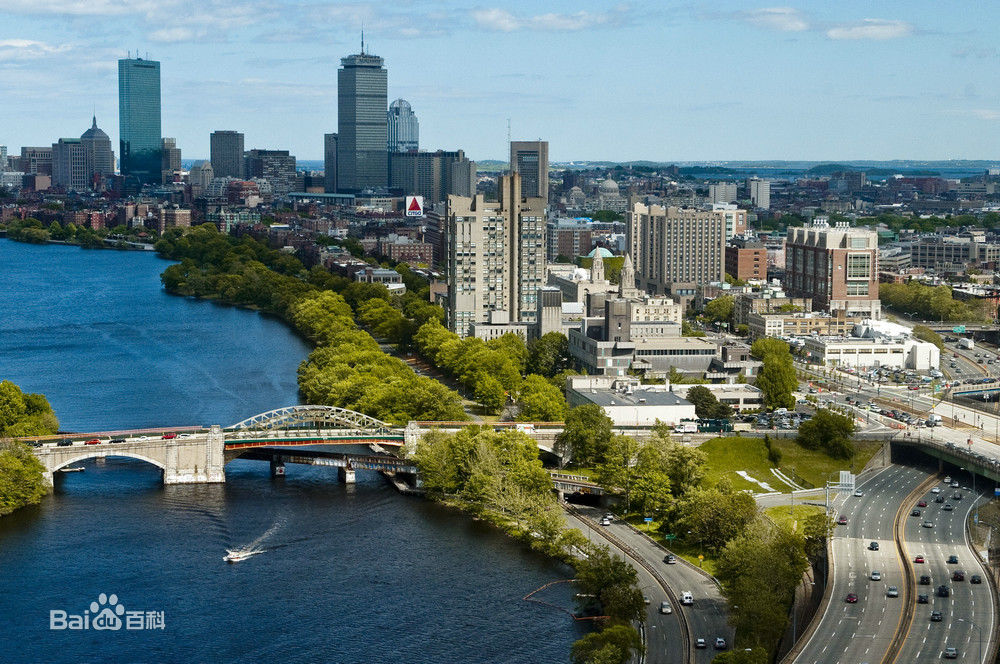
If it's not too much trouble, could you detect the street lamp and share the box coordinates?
[957,618,983,664]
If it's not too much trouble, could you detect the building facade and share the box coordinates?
[210,130,244,178]
[785,219,881,318]
[118,57,161,185]
[510,140,548,201]
[387,99,418,152]
[337,51,388,192]
[445,174,545,336]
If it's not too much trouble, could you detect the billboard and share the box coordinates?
[405,196,424,217]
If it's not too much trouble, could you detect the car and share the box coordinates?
[931,610,943,622]
[970,575,982,584]
[947,555,959,564]
[923,521,934,528]
[915,555,925,563]
[664,554,677,564]
[918,500,928,507]
[837,515,848,525]
[935,495,945,503]
[714,638,727,650]
[845,593,858,603]
[84,438,100,445]
[952,570,965,581]
[943,504,954,511]
[162,432,178,439]
[937,585,951,598]
[871,570,881,581]
[917,594,929,604]
[919,575,931,585]
[886,586,899,598]
[911,509,922,517]
[659,601,672,614]
[869,541,879,551]
[695,638,707,649]
[944,647,958,659]
[931,487,941,494]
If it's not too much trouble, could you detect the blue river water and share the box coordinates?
[0,239,582,663]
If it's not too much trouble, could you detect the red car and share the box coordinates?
[846,593,858,603]
[915,555,925,564]
[162,433,178,440]
[918,501,928,507]
[85,439,100,445]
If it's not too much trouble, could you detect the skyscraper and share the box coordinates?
[387,99,418,152]
[210,130,245,178]
[510,140,549,201]
[118,56,161,185]
[337,48,388,192]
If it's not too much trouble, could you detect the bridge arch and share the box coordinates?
[51,451,167,474]
[226,405,393,432]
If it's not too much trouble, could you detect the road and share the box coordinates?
[568,506,733,663]
[897,480,995,663]
[793,465,928,664]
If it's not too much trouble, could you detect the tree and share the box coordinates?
[797,408,856,459]
[703,295,734,325]
[685,386,732,420]
[557,404,614,466]
[570,624,642,664]
[527,332,572,378]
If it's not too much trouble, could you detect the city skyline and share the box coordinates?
[1,1,1000,161]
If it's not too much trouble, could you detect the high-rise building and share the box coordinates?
[118,56,162,185]
[245,149,296,197]
[323,133,338,193]
[445,173,546,336]
[627,203,728,298]
[387,99,418,152]
[510,140,548,201]
[18,147,53,175]
[161,137,181,183]
[784,218,880,318]
[52,138,87,191]
[80,115,115,186]
[708,182,737,204]
[337,49,387,192]
[210,130,244,178]
[389,149,475,202]
[748,177,770,210]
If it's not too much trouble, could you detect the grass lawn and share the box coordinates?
[633,518,718,577]
[700,435,884,493]
[764,504,826,534]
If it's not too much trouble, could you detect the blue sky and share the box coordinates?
[1,1,998,162]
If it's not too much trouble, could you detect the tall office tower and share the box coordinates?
[627,203,727,298]
[445,173,545,336]
[210,130,245,178]
[118,56,162,185]
[509,140,548,201]
[708,182,737,204]
[245,149,297,197]
[161,137,181,183]
[337,48,387,192]
[323,133,337,193]
[748,177,770,210]
[387,99,419,152]
[80,115,115,185]
[19,147,53,175]
[388,149,474,202]
[52,138,87,191]
[785,218,880,318]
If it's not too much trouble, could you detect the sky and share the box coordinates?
[1,0,999,163]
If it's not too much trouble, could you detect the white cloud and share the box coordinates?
[826,19,913,41]
[740,7,809,32]
[472,7,627,32]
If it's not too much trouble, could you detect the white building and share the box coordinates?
[565,376,696,427]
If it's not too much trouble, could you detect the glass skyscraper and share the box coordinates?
[118,57,162,185]
[337,51,387,192]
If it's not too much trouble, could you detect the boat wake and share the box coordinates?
[224,520,284,563]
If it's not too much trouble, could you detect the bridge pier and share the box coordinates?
[339,465,356,484]
[270,459,285,477]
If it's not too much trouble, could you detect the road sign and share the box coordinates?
[405,195,424,217]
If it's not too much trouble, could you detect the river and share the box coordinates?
[0,239,582,663]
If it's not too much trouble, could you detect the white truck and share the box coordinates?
[958,338,975,350]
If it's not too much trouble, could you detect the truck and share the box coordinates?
[959,338,975,350]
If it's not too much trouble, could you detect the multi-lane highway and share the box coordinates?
[794,465,928,664]
[898,480,995,663]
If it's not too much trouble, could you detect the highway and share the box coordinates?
[794,465,928,664]
[897,480,995,663]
